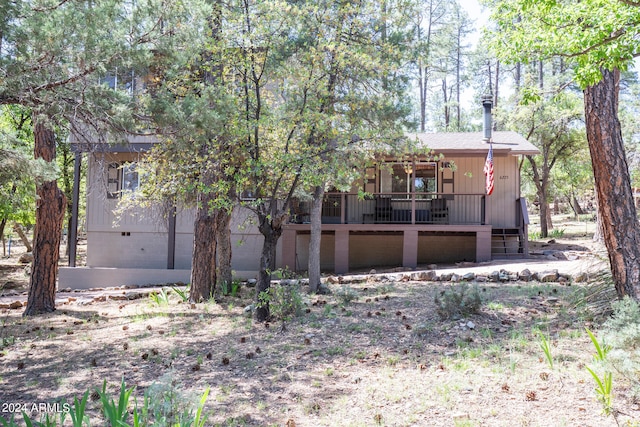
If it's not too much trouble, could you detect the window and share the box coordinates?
[121,163,140,192]
[390,162,437,194]
[106,162,140,198]
[107,163,121,199]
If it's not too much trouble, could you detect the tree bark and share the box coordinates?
[308,185,324,293]
[584,68,640,300]
[255,212,283,322]
[24,119,66,316]
[216,207,233,291]
[189,181,218,302]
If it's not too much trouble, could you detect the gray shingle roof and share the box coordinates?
[407,131,540,156]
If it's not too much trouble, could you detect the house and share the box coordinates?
[59,108,539,289]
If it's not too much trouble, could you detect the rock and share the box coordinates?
[489,271,500,282]
[552,251,568,260]
[411,271,437,281]
[18,252,33,264]
[243,304,255,317]
[547,239,556,244]
[462,272,475,281]
[475,275,488,283]
[246,279,257,287]
[326,276,340,284]
[369,269,377,275]
[518,269,533,282]
[466,321,475,330]
[538,270,559,282]
[574,272,589,283]
[427,264,438,270]
[126,292,145,300]
[3,281,20,290]
[317,283,332,295]
[9,301,23,310]
[450,274,461,283]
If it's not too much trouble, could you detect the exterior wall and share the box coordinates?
[83,153,274,277]
[445,154,520,228]
[417,233,475,264]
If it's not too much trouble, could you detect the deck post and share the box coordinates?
[334,229,349,274]
[281,228,297,271]
[476,228,492,262]
[68,151,81,267]
[402,229,418,269]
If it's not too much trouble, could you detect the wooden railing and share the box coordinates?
[291,192,487,225]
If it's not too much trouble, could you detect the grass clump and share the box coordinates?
[434,283,482,320]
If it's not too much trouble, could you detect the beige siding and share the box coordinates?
[445,154,521,228]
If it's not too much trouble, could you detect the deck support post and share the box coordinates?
[476,228,492,262]
[281,228,297,271]
[334,229,349,274]
[402,230,418,269]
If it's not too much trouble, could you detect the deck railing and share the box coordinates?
[291,192,487,225]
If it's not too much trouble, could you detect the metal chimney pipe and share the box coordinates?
[482,94,493,142]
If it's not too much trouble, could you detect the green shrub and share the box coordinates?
[434,283,483,320]
[258,281,304,322]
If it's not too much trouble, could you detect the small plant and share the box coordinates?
[221,280,241,297]
[585,327,613,415]
[434,283,483,320]
[335,285,359,305]
[99,378,134,426]
[149,288,170,306]
[538,333,554,370]
[257,282,303,322]
[69,391,90,427]
[172,284,190,302]
[136,375,209,427]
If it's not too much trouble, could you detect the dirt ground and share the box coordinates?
[1,217,639,426]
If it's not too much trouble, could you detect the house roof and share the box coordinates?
[406,131,540,156]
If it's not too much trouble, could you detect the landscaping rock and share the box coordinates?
[317,283,332,295]
[462,272,475,281]
[574,272,589,283]
[411,271,436,281]
[18,253,33,264]
[246,279,257,287]
[518,269,533,282]
[537,270,559,282]
[450,274,461,283]
[326,276,340,284]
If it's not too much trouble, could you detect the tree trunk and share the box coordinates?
[13,222,32,252]
[308,186,324,293]
[584,68,640,300]
[216,207,233,291]
[24,119,66,316]
[539,199,549,238]
[189,186,218,303]
[255,216,282,322]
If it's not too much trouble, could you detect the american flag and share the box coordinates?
[483,142,494,196]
